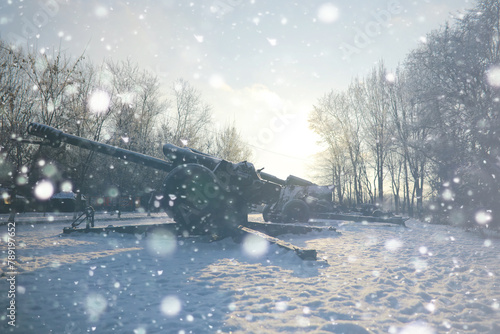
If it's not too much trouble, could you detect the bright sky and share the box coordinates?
[1,0,474,181]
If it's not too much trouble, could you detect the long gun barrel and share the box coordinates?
[28,123,284,185]
[27,123,173,172]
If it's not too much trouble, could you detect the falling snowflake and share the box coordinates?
[88,90,110,114]
[34,180,54,200]
[317,3,339,23]
[242,234,269,258]
[160,295,182,317]
[487,66,500,87]
[475,210,492,225]
[85,293,108,322]
[146,229,177,257]
[384,239,403,252]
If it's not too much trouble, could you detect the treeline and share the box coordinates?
[0,42,251,208]
[309,0,500,228]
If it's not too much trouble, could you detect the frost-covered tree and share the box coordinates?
[54,60,114,206]
[0,43,37,220]
[352,61,394,204]
[106,59,167,156]
[90,59,169,205]
[22,46,86,129]
[311,146,350,205]
[405,0,500,228]
[309,89,368,205]
[208,123,252,162]
[386,68,429,218]
[158,78,212,150]
[6,46,92,213]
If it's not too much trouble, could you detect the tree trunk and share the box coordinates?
[404,155,413,217]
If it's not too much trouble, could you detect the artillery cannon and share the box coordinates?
[262,176,408,226]
[27,122,288,237]
[262,176,335,223]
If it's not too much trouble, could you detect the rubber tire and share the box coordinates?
[282,199,310,223]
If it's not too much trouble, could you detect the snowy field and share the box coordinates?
[1,215,500,334]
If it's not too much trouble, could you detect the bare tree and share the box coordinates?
[21,46,87,128]
[385,144,404,214]
[312,145,350,204]
[56,60,115,211]
[159,78,212,150]
[91,59,169,209]
[106,59,167,154]
[353,62,394,204]
[309,90,366,206]
[404,0,500,226]
[209,122,253,162]
[0,44,37,221]
[386,68,429,217]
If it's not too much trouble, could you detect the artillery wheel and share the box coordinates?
[162,164,225,236]
[282,199,310,223]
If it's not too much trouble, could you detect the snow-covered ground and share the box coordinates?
[1,214,500,333]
